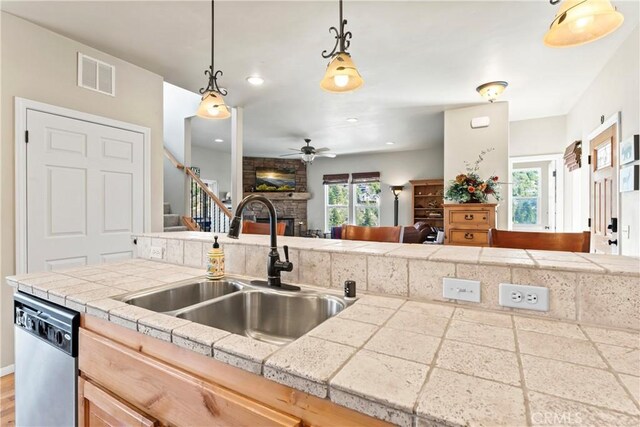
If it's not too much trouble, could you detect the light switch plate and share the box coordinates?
[149,246,164,260]
[499,283,549,312]
[443,278,481,303]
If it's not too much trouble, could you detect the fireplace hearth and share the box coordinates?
[256,217,295,236]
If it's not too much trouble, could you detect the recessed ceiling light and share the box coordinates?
[346,117,358,123]
[214,138,224,143]
[385,141,395,145]
[246,76,264,86]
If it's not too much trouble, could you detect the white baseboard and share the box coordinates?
[0,364,15,376]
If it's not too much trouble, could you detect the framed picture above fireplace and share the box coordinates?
[255,167,296,192]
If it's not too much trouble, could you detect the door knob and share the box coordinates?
[608,239,618,246]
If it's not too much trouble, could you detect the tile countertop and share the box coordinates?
[6,260,640,427]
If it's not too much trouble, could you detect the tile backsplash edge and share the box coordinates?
[134,236,639,331]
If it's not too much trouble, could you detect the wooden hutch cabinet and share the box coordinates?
[410,179,445,228]
[443,203,497,246]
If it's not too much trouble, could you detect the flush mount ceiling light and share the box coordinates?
[346,117,358,123]
[246,76,264,86]
[385,141,395,145]
[544,0,624,48]
[214,138,224,142]
[196,0,230,120]
[476,81,508,103]
[320,0,364,93]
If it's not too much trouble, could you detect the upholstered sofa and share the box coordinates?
[401,221,433,244]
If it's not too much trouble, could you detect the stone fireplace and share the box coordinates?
[242,157,309,236]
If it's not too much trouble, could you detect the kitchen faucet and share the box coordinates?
[227,194,299,291]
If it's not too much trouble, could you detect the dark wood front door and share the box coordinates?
[590,124,618,254]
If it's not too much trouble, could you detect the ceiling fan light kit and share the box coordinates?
[197,0,230,120]
[476,81,509,103]
[281,139,337,164]
[544,0,624,48]
[320,0,364,93]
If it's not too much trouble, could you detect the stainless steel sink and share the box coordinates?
[118,276,349,345]
[175,290,346,345]
[120,280,242,313]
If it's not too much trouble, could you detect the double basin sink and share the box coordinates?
[118,277,350,346]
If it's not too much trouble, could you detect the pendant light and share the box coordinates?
[320,0,364,93]
[476,81,508,103]
[197,0,230,119]
[544,0,624,48]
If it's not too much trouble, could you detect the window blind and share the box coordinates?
[323,173,349,185]
[351,172,380,184]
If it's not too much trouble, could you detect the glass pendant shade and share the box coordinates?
[320,53,364,93]
[476,81,508,102]
[302,153,315,163]
[544,0,624,48]
[197,90,230,119]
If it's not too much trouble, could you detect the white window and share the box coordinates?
[325,183,350,231]
[512,168,541,226]
[353,182,381,227]
[323,173,382,232]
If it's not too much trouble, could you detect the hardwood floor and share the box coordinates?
[0,374,15,427]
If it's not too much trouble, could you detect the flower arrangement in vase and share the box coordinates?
[445,148,501,203]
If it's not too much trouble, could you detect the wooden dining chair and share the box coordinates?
[242,221,286,236]
[488,229,591,252]
[341,225,402,243]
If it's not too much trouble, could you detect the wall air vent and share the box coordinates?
[77,52,115,96]
[470,116,490,129]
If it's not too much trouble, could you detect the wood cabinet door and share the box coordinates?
[79,377,157,427]
[79,329,302,427]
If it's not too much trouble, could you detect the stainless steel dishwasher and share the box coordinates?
[14,291,79,427]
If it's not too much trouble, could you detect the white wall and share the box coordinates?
[191,145,232,200]
[163,82,200,215]
[510,116,567,157]
[307,147,444,230]
[1,12,164,370]
[566,25,640,256]
[444,103,510,229]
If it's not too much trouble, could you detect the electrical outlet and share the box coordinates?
[499,283,549,312]
[443,278,481,303]
[149,246,164,260]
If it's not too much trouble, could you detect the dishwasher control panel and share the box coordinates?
[14,292,79,357]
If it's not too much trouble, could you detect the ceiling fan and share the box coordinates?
[280,139,337,164]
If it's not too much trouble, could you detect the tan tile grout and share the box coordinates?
[324,299,409,406]
[411,307,455,418]
[579,324,640,414]
[511,314,533,427]
[525,388,640,420]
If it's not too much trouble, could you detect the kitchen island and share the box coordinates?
[6,233,640,426]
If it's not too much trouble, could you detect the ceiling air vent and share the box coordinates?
[77,52,115,96]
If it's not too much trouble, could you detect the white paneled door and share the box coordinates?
[26,110,144,272]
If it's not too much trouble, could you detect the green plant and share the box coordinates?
[445,148,501,203]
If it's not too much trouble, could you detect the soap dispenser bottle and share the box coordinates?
[207,236,225,280]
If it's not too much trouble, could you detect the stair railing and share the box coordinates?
[164,147,232,233]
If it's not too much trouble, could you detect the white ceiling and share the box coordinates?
[3,1,638,157]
